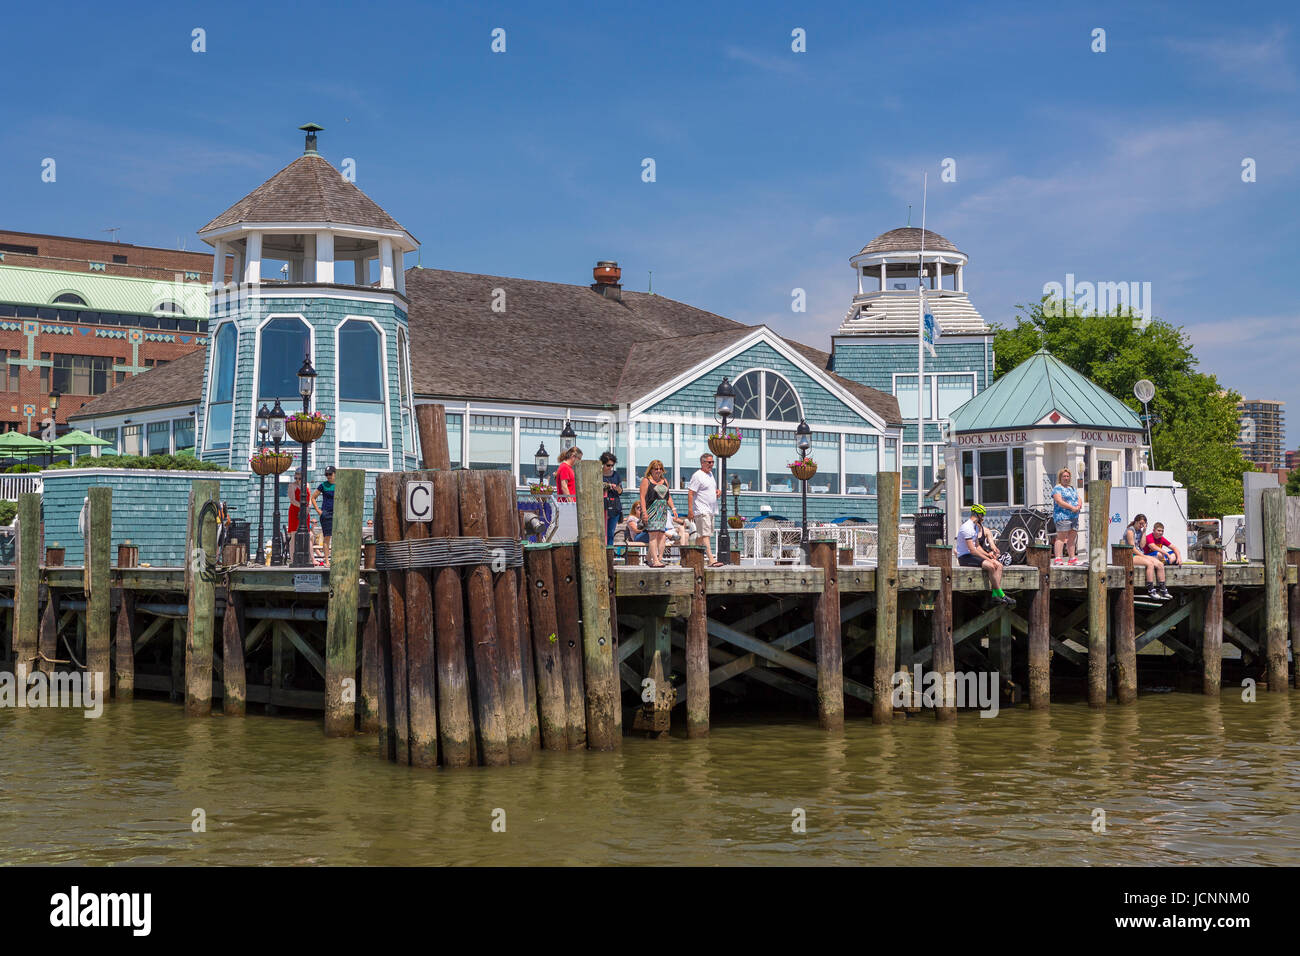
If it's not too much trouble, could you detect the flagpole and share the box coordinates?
[916,173,927,517]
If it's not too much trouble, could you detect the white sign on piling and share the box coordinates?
[405,480,434,522]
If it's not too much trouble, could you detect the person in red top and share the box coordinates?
[287,468,313,564]
[1143,522,1181,565]
[555,446,583,501]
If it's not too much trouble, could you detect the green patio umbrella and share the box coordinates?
[51,428,112,455]
[0,431,57,457]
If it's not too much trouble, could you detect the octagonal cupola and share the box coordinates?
[198,124,419,294]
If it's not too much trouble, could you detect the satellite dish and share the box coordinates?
[1133,379,1156,404]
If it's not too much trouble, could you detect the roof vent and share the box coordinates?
[299,123,324,155]
[591,260,622,301]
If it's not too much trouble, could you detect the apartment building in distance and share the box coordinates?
[1236,398,1286,469]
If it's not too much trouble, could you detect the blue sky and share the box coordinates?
[2,0,1297,444]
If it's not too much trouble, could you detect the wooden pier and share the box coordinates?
[2,475,1296,768]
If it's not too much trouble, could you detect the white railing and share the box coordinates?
[0,475,41,500]
[734,522,914,566]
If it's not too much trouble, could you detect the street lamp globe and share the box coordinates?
[715,377,735,422]
[795,418,811,455]
[297,356,317,399]
[257,403,271,439]
[535,442,549,480]
[49,390,61,413]
[560,420,576,453]
[268,400,287,442]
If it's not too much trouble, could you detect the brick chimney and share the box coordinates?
[591,260,622,301]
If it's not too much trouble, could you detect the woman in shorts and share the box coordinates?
[1052,468,1082,565]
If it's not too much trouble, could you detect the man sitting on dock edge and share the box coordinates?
[956,504,1015,608]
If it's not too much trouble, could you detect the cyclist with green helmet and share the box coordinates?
[955,503,1015,608]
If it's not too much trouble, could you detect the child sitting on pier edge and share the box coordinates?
[1124,514,1171,601]
[956,504,1015,608]
[1144,522,1182,565]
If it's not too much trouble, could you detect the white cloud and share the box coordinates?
[1166,27,1297,92]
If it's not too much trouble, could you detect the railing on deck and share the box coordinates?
[0,475,41,500]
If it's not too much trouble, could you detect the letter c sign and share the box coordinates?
[405,481,433,522]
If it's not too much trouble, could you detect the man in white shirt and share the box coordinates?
[955,503,1014,607]
[687,452,721,566]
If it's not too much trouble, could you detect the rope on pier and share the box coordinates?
[374,536,523,572]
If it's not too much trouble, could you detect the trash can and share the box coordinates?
[914,506,945,562]
[227,519,251,552]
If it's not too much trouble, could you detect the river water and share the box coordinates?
[1,692,1297,865]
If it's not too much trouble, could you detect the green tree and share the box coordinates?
[1286,468,1300,497]
[993,297,1253,517]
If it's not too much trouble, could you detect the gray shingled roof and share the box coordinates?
[67,348,206,420]
[199,154,407,235]
[72,269,903,427]
[857,227,959,255]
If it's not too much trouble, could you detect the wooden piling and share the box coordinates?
[551,543,588,748]
[575,459,620,750]
[325,468,364,738]
[37,591,57,676]
[431,469,475,767]
[1202,545,1224,695]
[681,545,709,738]
[1026,544,1051,709]
[1261,487,1288,692]
[399,471,438,763]
[1289,549,1300,689]
[85,486,112,692]
[13,493,40,677]
[416,403,451,470]
[375,472,410,763]
[1111,544,1137,704]
[809,539,844,730]
[873,472,900,724]
[184,479,219,717]
[113,589,134,700]
[516,555,541,749]
[525,545,568,749]
[484,470,533,761]
[927,543,955,721]
[458,468,510,766]
[360,586,382,735]
[170,619,185,703]
[222,590,247,716]
[607,546,622,736]
[1086,479,1110,708]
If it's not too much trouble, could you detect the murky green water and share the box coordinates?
[1,692,1297,865]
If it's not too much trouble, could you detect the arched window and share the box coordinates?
[154,300,182,314]
[338,319,385,448]
[52,293,86,306]
[257,317,311,410]
[205,323,238,450]
[730,370,802,422]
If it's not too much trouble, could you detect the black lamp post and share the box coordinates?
[729,471,741,561]
[560,420,576,454]
[47,390,60,465]
[256,403,270,565]
[534,442,549,484]
[714,377,735,564]
[293,356,317,567]
[269,400,286,565]
[796,418,811,557]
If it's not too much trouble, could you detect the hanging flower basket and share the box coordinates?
[707,432,742,458]
[727,515,745,529]
[249,450,293,476]
[286,412,329,444]
[789,458,818,482]
[529,483,555,498]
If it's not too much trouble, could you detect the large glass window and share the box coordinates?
[808,432,840,494]
[1,351,18,391]
[765,374,800,422]
[679,424,712,488]
[173,417,195,456]
[256,317,310,408]
[634,422,673,487]
[935,374,975,418]
[147,421,170,455]
[733,372,762,420]
[731,370,801,422]
[446,412,463,467]
[42,354,112,395]
[468,414,512,471]
[338,319,386,449]
[518,417,562,485]
[1012,447,1025,506]
[397,328,413,454]
[205,322,238,450]
[96,427,118,454]
[883,438,898,472]
[979,449,1009,505]
[845,433,878,495]
[894,375,931,419]
[765,428,796,492]
[121,424,143,456]
[729,427,759,491]
[961,450,975,506]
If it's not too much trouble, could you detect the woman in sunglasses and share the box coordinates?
[638,459,680,568]
[1052,467,1082,565]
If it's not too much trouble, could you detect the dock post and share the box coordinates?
[1262,487,1288,692]
[873,472,900,724]
[416,403,451,470]
[681,545,709,737]
[184,479,219,717]
[607,547,622,735]
[170,619,184,702]
[552,543,588,748]
[643,615,672,694]
[324,468,364,738]
[85,486,112,696]
[222,590,246,715]
[525,545,568,749]
[113,589,134,701]
[373,473,408,760]
[1202,545,1224,695]
[360,588,382,735]
[1025,545,1051,708]
[927,543,956,721]
[1112,544,1137,704]
[1289,549,1300,689]
[516,560,541,749]
[399,471,438,764]
[810,538,844,731]
[1086,480,1111,708]
[575,460,620,750]
[458,469,510,765]
[13,493,40,678]
[432,469,475,767]
[38,592,58,676]
[484,470,534,761]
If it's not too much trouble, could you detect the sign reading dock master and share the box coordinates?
[405,480,433,522]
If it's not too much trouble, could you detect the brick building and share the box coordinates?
[1235,398,1286,470]
[0,230,227,446]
